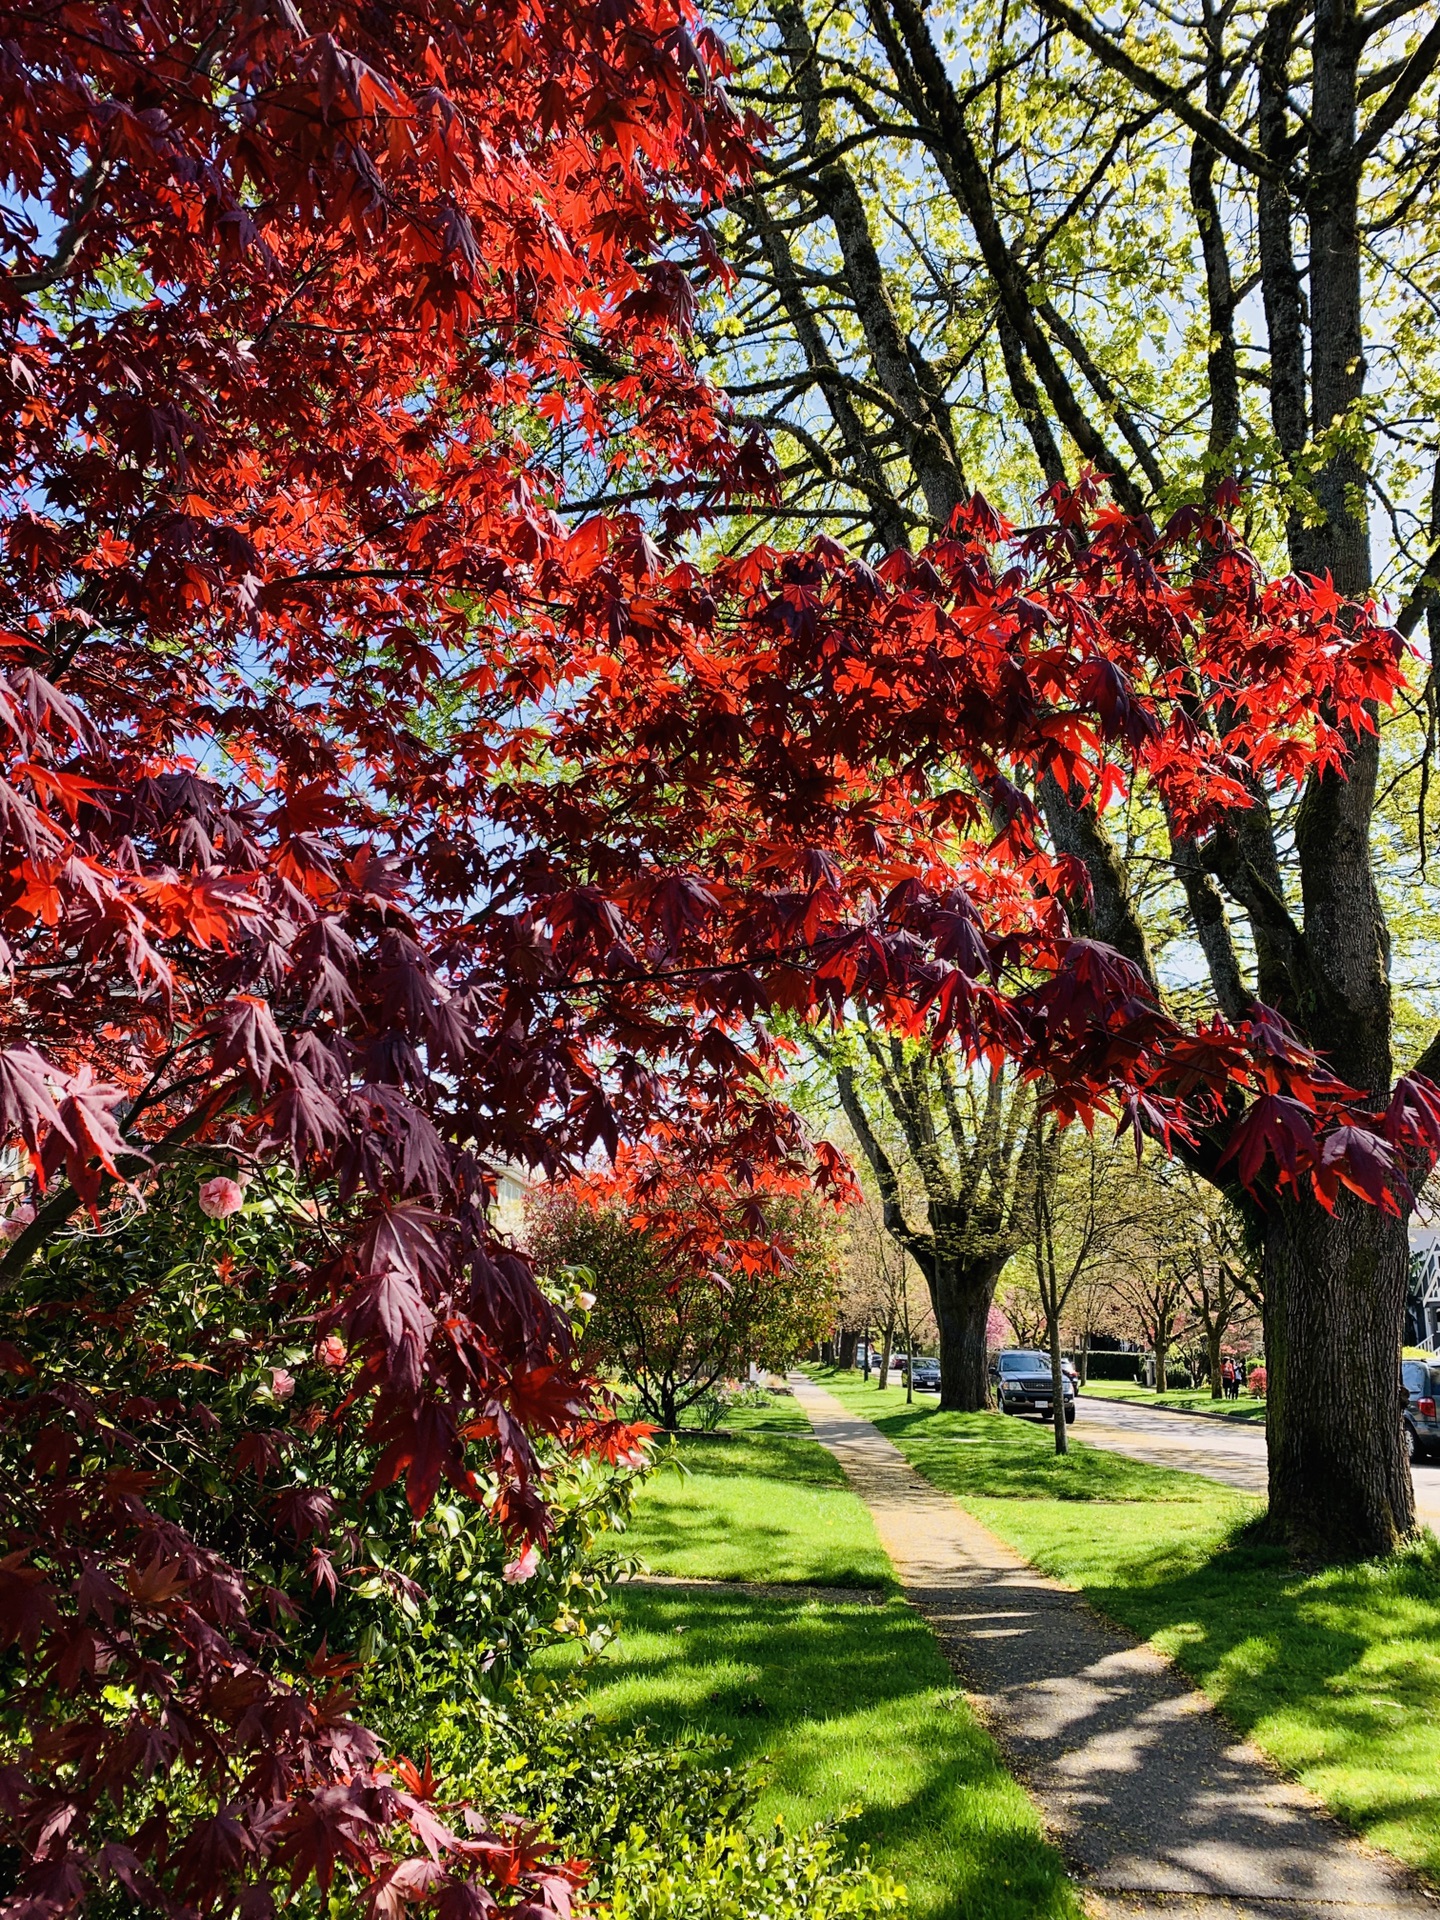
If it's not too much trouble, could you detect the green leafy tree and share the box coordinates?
[702,0,1440,1556]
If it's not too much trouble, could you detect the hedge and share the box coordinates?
[1080,1351,1142,1381]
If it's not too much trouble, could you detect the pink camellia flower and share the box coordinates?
[198,1176,245,1221]
[502,1543,540,1583]
[270,1368,296,1401]
[0,1203,36,1246]
[316,1334,347,1370]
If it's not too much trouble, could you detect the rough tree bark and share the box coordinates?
[930,1252,1007,1410]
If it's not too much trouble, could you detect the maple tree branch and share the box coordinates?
[1359,0,1431,36]
[830,1058,931,1269]
[1039,775,1158,985]
[0,1096,225,1294]
[866,0,1142,508]
[1394,537,1440,638]
[1025,0,1278,180]
[869,1031,958,1206]
[1408,1027,1440,1084]
[1354,15,1440,160]
[1035,296,1166,494]
[8,158,115,295]
[1169,825,1250,1023]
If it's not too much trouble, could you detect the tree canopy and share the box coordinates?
[3,0,1439,1909]
[701,0,1440,1555]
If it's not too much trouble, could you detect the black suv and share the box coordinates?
[1403,1357,1440,1462]
[991,1348,1077,1424]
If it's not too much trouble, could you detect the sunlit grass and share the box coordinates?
[815,1368,1440,1881]
[546,1395,1081,1920]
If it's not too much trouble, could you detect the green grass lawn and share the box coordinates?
[1082,1379,1267,1423]
[813,1369,1440,1883]
[623,1425,894,1587]
[551,1393,1081,1920]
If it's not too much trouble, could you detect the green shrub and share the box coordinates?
[609,1819,906,1920]
[1082,1352,1141,1381]
[688,1386,731,1431]
[725,1385,778,1411]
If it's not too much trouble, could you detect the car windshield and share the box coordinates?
[999,1351,1049,1373]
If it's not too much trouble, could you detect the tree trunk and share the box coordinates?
[1078,1330,1090,1387]
[837,1326,859,1371]
[1047,1307,1068,1455]
[878,1321,895,1391]
[933,1261,999,1410]
[1208,1325,1223,1400]
[1262,1193,1414,1556]
[1152,1328,1166,1393]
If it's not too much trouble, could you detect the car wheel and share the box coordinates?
[1405,1422,1418,1465]
[1065,1403,1076,1425]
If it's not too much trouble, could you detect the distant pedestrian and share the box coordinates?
[1222,1359,1236,1400]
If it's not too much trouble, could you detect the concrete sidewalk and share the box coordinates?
[791,1373,1435,1920]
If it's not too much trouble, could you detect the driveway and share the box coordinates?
[1074,1394,1440,1531]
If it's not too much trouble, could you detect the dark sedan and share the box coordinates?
[991,1348,1077,1424]
[1404,1356,1440,1462]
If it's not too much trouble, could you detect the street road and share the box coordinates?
[1072,1394,1440,1531]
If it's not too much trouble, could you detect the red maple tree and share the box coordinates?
[0,0,776,1911]
[2,0,1436,1914]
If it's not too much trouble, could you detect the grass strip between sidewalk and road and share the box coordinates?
[543,1395,1082,1920]
[812,1368,1440,1885]
[1081,1379,1267,1423]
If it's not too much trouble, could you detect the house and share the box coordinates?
[1411,1212,1440,1350]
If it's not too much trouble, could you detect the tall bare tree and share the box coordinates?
[1181,1207,1264,1398]
[842,1191,933,1388]
[819,1034,1039,1408]
[710,0,1440,1555]
[1033,1129,1148,1449]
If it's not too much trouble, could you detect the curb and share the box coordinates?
[1080,1394,1266,1428]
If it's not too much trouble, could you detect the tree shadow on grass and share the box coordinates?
[1086,1525,1440,1848]
[656,1431,854,1489]
[624,1500,889,1589]
[572,1587,1080,1920]
[817,1374,1440,1877]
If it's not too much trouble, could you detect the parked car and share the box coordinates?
[1403,1357,1440,1461]
[990,1348,1077,1424]
[905,1356,941,1390]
